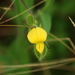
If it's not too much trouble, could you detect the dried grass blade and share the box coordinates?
[0,0,46,24]
[0,0,15,20]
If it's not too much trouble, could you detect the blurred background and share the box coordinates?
[0,0,75,75]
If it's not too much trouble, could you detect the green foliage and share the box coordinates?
[42,0,55,12]
[37,10,51,33]
[0,0,75,75]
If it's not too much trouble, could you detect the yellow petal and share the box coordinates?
[36,43,44,53]
[27,27,47,43]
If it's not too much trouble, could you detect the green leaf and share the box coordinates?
[42,0,55,12]
[37,10,51,33]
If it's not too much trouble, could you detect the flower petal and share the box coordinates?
[36,43,44,53]
[27,27,47,43]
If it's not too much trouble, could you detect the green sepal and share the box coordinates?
[39,23,43,28]
[26,14,37,26]
[34,44,40,59]
[34,44,48,60]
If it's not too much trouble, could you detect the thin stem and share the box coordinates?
[0,25,30,28]
[0,58,75,68]
[5,63,69,75]
[69,17,75,27]
[49,33,75,55]
[47,37,75,51]
[0,0,46,24]
[21,0,32,14]
[55,65,75,71]
[0,7,10,10]
[0,58,75,74]
[0,0,15,20]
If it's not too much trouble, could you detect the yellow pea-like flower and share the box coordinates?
[27,27,47,43]
[27,27,47,53]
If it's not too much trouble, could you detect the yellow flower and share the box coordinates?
[27,27,47,53]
